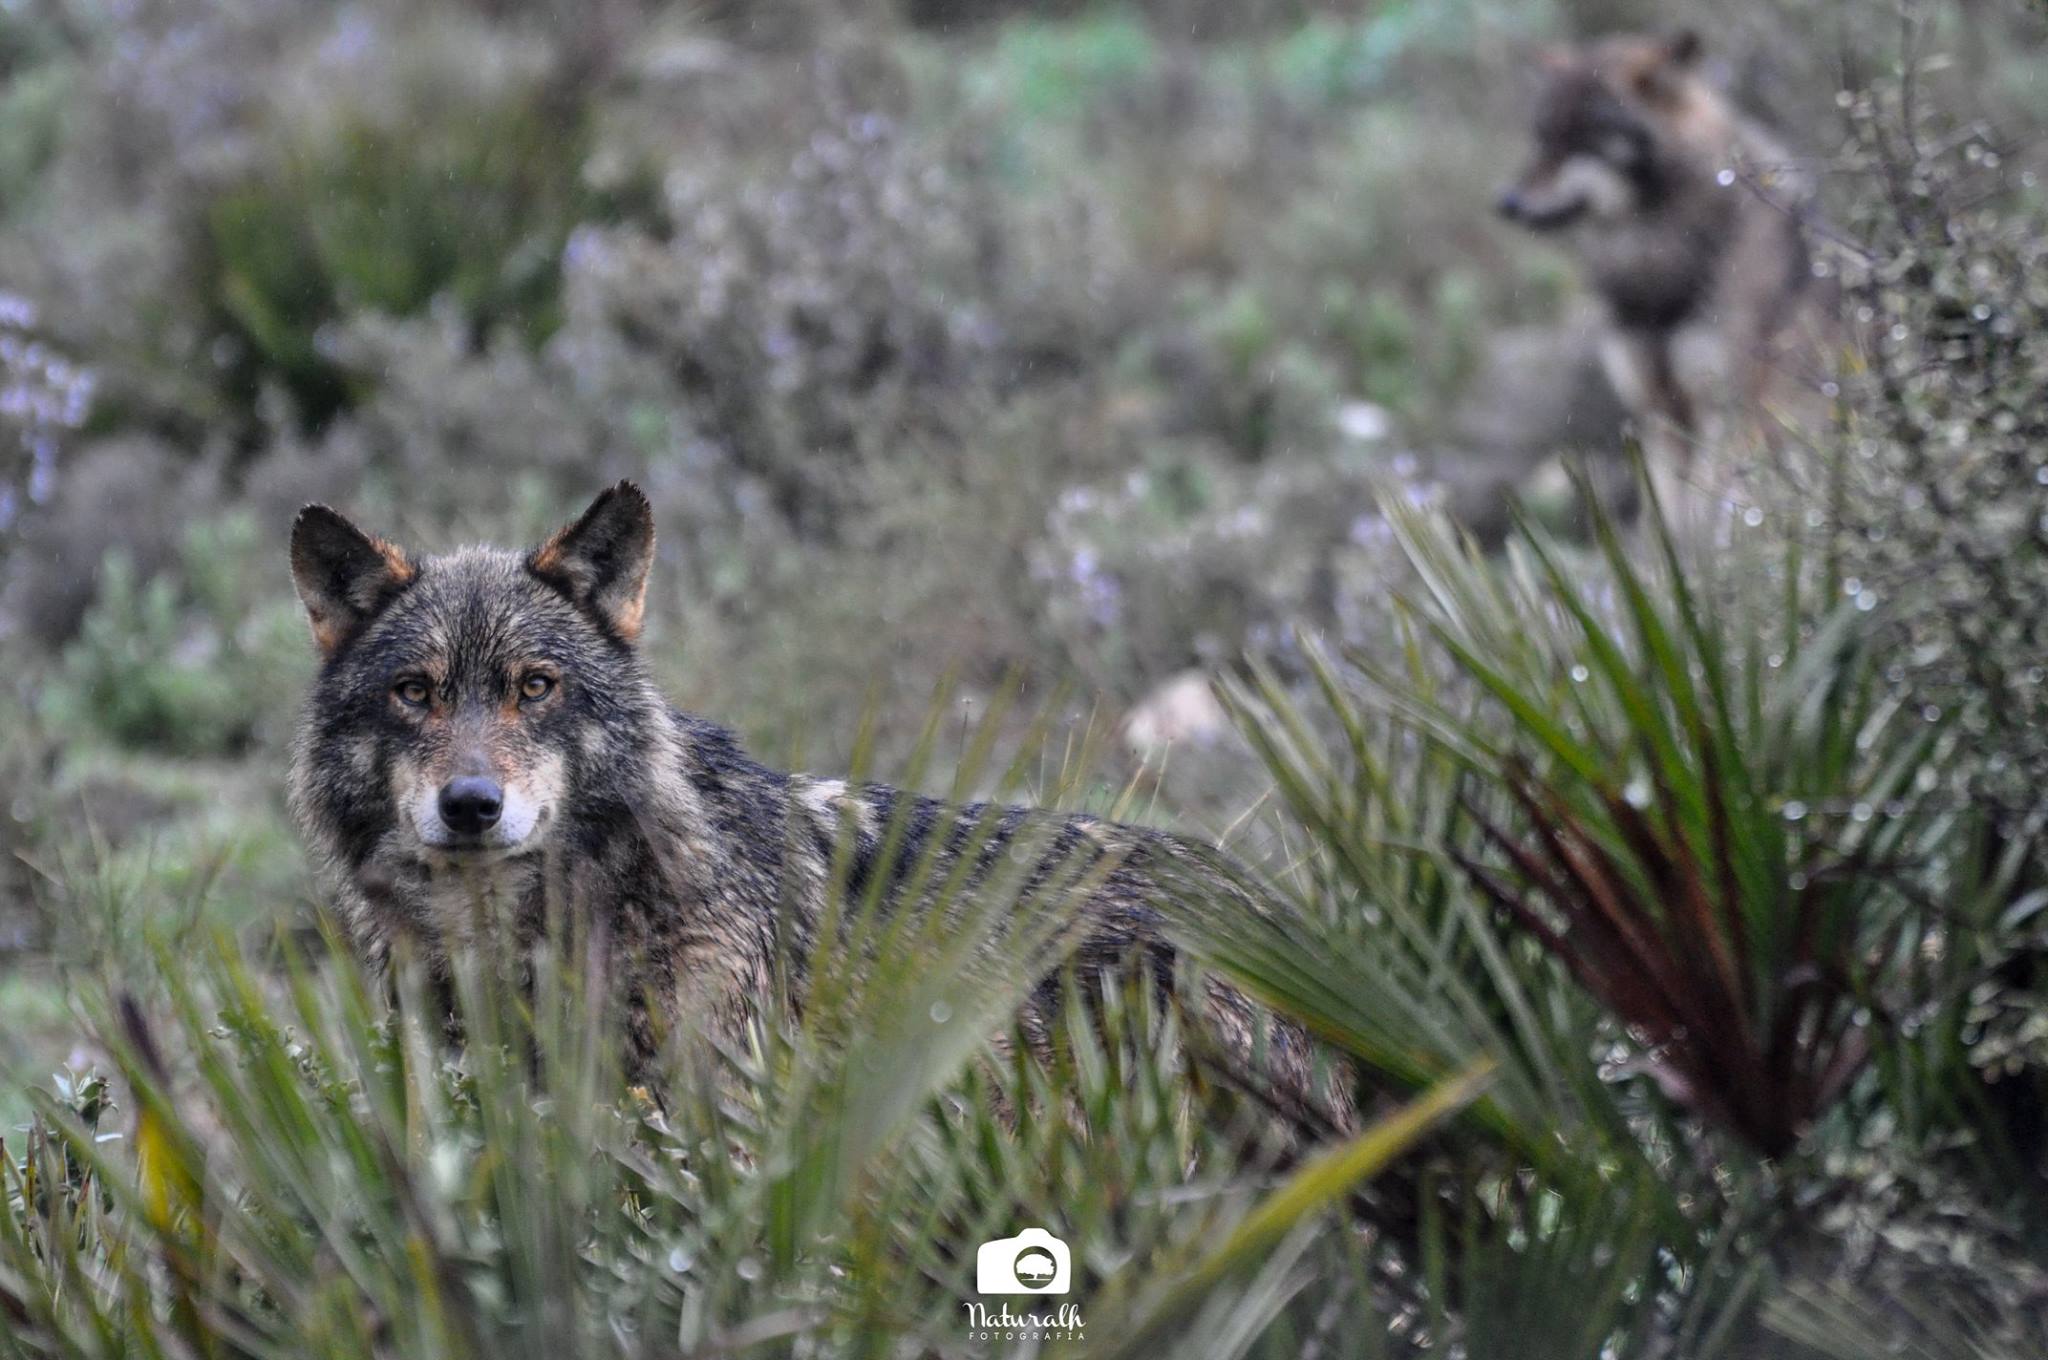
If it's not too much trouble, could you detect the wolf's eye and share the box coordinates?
[519,673,556,702]
[394,678,431,708]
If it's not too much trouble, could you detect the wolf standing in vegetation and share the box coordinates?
[288,483,1337,1121]
[1496,30,1824,506]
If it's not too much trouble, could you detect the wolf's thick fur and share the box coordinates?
[1497,31,1824,504]
[288,484,1336,1121]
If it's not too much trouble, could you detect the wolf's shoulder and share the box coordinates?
[665,707,795,820]
[669,708,773,776]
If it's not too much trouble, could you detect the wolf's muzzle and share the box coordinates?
[438,776,505,838]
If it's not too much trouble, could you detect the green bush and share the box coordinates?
[0,60,70,218]
[1201,481,2047,1352]
[968,12,1160,119]
[565,75,1123,538]
[1804,56,2048,839]
[204,87,602,429]
[43,513,309,756]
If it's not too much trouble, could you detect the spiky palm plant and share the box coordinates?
[1179,471,1982,1356]
[1366,478,1948,1159]
[0,700,1487,1360]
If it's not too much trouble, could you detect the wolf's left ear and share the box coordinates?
[529,481,656,643]
[1634,29,1703,99]
[290,506,417,657]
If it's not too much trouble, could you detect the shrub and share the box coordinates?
[42,512,310,756]
[0,58,71,218]
[562,72,1126,538]
[1032,442,1394,688]
[1801,40,2048,838]
[1202,479,2044,1352]
[0,291,91,542]
[201,24,613,430]
[965,11,1160,117]
[1773,35,2048,1201]
[1387,485,1947,1157]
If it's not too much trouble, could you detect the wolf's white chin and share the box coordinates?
[1551,154,1635,219]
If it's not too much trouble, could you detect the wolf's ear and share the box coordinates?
[529,481,656,643]
[1632,29,1703,99]
[290,506,416,657]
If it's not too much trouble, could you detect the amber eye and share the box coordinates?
[394,678,431,708]
[519,672,556,702]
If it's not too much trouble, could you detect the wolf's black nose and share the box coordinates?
[1495,189,1523,220]
[439,777,504,836]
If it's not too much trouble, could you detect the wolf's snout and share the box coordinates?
[1495,188,1524,220]
[439,776,504,837]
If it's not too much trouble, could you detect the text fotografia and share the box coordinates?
[962,1301,1084,1341]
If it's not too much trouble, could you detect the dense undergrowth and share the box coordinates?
[6,483,2046,1357]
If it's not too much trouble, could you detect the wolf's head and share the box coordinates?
[288,484,659,872]
[1496,30,1706,232]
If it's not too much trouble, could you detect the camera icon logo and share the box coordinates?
[975,1227,1071,1295]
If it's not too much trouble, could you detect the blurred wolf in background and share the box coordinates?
[1496,29,1825,507]
[288,483,1340,1125]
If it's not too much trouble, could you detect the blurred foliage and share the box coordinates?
[0,0,1565,738]
[42,513,310,756]
[1803,34,2048,841]
[567,96,1119,536]
[0,292,91,537]
[0,60,69,219]
[967,11,1159,116]
[201,28,621,429]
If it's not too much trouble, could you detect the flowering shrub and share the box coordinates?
[0,291,90,541]
[1814,70,2048,832]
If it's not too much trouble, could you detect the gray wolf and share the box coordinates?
[287,483,1340,1125]
[1496,30,1824,506]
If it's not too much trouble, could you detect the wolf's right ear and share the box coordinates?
[290,506,416,657]
[529,481,656,643]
